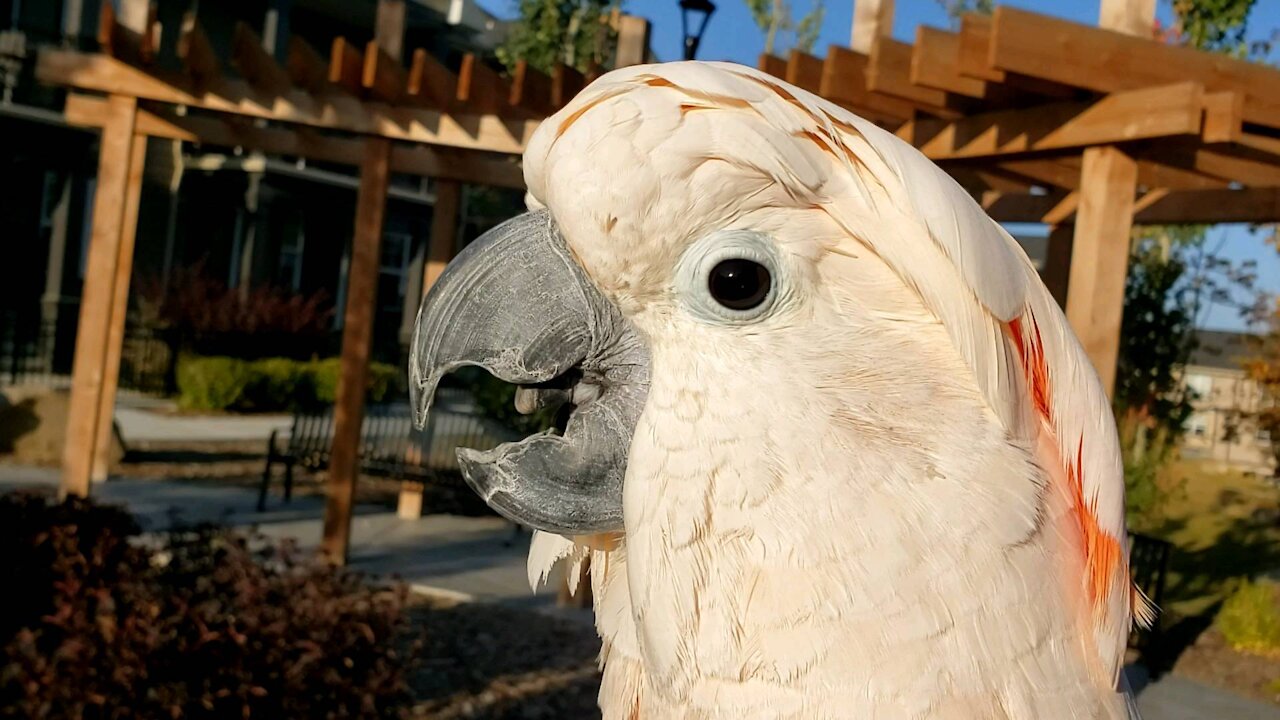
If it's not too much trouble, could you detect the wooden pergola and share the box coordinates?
[39,0,651,562]
[38,0,1280,563]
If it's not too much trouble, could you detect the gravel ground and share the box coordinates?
[406,595,602,719]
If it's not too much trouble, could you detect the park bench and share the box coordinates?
[1128,532,1172,651]
[258,389,521,517]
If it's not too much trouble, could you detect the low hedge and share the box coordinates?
[177,355,401,412]
[1218,579,1280,657]
[0,493,413,718]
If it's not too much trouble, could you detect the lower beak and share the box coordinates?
[409,211,649,535]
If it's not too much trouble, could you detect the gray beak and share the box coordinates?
[409,210,649,535]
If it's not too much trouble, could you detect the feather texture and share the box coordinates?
[522,61,1142,718]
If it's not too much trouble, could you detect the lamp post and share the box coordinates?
[679,0,716,61]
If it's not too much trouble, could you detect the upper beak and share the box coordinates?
[409,210,649,535]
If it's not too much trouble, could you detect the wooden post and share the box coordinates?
[61,96,138,498]
[1041,223,1074,309]
[397,179,461,519]
[90,135,148,484]
[1065,146,1137,396]
[851,0,894,54]
[321,137,392,563]
[375,0,406,62]
[319,0,404,564]
[1099,0,1156,37]
[615,15,651,68]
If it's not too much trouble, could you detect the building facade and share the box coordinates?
[0,0,509,386]
[1180,330,1276,477]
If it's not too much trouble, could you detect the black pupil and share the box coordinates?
[708,259,771,311]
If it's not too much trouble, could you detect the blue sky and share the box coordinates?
[476,0,1280,331]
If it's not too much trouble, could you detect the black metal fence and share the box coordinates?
[0,309,175,394]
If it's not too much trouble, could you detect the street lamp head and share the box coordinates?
[679,0,716,61]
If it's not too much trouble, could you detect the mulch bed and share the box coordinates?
[1172,627,1280,705]
[406,595,602,719]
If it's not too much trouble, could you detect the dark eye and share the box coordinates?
[708,258,771,311]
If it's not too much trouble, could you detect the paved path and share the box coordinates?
[0,465,554,608]
[3,465,1278,718]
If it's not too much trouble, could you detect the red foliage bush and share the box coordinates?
[0,493,414,719]
[135,262,335,359]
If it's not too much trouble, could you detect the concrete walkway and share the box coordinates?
[2,465,1277,718]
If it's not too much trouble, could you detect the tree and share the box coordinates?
[496,0,621,75]
[934,0,993,29]
[1170,0,1259,57]
[744,0,825,56]
[1244,301,1280,477]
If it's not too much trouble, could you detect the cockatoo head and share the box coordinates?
[411,61,1032,538]
[411,64,1141,691]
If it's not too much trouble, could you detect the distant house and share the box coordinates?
[1180,330,1276,477]
[0,0,510,384]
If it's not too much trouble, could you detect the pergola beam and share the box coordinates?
[988,6,1280,126]
[983,186,1280,225]
[37,50,540,155]
[907,81,1206,161]
[62,94,525,188]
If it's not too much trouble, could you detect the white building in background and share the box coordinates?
[1180,330,1276,477]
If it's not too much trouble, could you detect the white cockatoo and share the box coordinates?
[411,61,1152,719]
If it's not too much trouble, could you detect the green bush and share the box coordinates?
[243,357,315,411]
[0,493,413,718]
[176,356,252,410]
[311,358,399,405]
[176,355,401,412]
[1217,579,1280,656]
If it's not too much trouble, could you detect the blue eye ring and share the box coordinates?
[675,230,785,324]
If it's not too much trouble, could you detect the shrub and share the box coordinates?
[176,356,402,412]
[1218,579,1280,657]
[0,493,413,719]
[311,358,400,406]
[244,357,315,411]
[176,355,252,411]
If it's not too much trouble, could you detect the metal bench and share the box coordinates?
[258,390,520,517]
[1128,532,1172,651]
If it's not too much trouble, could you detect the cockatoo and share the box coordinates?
[410,61,1152,719]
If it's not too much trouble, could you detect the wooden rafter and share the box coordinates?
[987,6,1280,127]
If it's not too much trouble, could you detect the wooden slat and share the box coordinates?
[511,60,554,115]
[232,22,290,94]
[177,12,219,91]
[958,14,1004,83]
[61,95,138,498]
[1202,90,1244,143]
[329,37,365,93]
[819,45,915,125]
[759,53,787,79]
[362,43,406,102]
[1066,146,1138,395]
[1099,0,1156,36]
[616,14,651,67]
[1164,145,1280,187]
[990,6,1280,127]
[97,1,157,65]
[868,37,955,112]
[786,50,824,94]
[40,50,539,154]
[551,64,586,107]
[907,82,1205,161]
[407,48,458,109]
[912,27,989,99]
[286,36,330,94]
[375,0,406,61]
[458,53,512,115]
